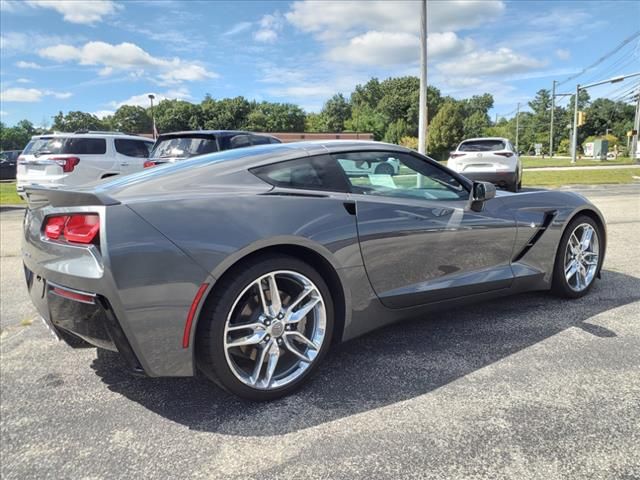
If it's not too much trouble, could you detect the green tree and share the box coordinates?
[321,94,351,132]
[463,111,490,138]
[428,101,465,159]
[383,118,408,144]
[154,100,201,133]
[111,105,152,134]
[304,112,326,132]
[200,96,250,130]
[0,121,37,150]
[51,111,106,132]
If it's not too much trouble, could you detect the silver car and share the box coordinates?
[22,141,606,400]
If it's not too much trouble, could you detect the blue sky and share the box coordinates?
[1,0,639,126]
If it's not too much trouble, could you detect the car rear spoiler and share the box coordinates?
[23,186,120,209]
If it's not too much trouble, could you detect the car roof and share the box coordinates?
[460,137,510,142]
[157,130,278,138]
[31,133,153,141]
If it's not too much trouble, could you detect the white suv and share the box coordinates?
[16,131,154,197]
[447,137,522,192]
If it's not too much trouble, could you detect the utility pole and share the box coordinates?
[148,94,156,140]
[549,80,556,157]
[571,83,580,163]
[515,102,520,151]
[633,89,640,162]
[417,0,427,187]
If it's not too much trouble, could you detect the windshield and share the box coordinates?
[150,136,219,159]
[459,140,506,152]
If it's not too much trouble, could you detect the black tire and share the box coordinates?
[551,215,604,299]
[508,176,519,192]
[374,162,395,175]
[196,254,334,401]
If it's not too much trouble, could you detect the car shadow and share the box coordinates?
[91,269,639,436]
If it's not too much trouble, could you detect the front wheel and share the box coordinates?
[551,215,603,298]
[196,255,334,400]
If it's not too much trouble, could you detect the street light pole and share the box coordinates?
[549,80,556,157]
[417,0,427,188]
[515,102,520,151]
[633,89,640,162]
[148,94,156,140]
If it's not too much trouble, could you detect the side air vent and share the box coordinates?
[512,210,557,263]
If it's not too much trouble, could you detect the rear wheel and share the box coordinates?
[508,174,519,192]
[551,215,603,298]
[196,255,334,400]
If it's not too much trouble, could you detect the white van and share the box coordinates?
[16,132,154,197]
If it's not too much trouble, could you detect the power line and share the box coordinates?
[557,31,640,86]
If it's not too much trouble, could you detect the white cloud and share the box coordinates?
[16,61,42,69]
[38,41,218,84]
[92,110,115,119]
[555,48,571,60]
[254,13,284,43]
[1,88,43,102]
[0,110,7,117]
[286,0,505,35]
[0,87,72,102]
[109,88,191,109]
[1,31,85,57]
[326,31,473,66]
[223,21,252,36]
[438,48,546,76]
[16,78,32,84]
[25,0,120,25]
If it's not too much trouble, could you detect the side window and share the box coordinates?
[229,134,251,149]
[250,135,271,146]
[334,151,469,201]
[270,137,282,144]
[115,139,153,158]
[63,138,106,155]
[251,155,349,192]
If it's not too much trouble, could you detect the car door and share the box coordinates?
[333,150,517,308]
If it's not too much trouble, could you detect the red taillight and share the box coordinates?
[495,152,514,158]
[143,160,156,168]
[44,216,67,240]
[52,286,95,304]
[44,214,99,244]
[51,156,80,172]
[17,156,26,163]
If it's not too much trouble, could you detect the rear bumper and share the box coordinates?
[25,266,145,374]
[460,171,517,187]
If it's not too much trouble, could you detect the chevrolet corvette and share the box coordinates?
[22,141,606,400]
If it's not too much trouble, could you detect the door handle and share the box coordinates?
[120,162,129,166]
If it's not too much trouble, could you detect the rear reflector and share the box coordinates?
[182,283,209,348]
[44,214,100,244]
[143,160,156,168]
[51,286,95,304]
[51,156,80,172]
[495,152,514,158]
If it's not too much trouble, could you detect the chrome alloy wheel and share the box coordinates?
[223,270,326,390]
[564,223,600,292]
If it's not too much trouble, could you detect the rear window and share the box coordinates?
[150,136,218,159]
[251,155,349,192]
[458,140,506,152]
[23,137,106,155]
[115,139,153,158]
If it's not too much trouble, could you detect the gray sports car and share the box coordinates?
[22,141,606,400]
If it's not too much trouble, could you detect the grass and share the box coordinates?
[521,156,634,168]
[523,167,640,187]
[0,182,25,205]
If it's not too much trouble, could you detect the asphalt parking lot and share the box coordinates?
[1,185,639,480]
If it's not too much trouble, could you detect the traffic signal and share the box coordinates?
[577,111,586,127]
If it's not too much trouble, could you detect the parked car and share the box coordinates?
[447,137,522,192]
[144,130,281,167]
[16,131,154,197]
[0,150,21,180]
[22,141,605,400]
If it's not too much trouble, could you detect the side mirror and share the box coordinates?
[472,181,496,202]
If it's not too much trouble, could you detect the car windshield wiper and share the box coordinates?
[33,150,52,157]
